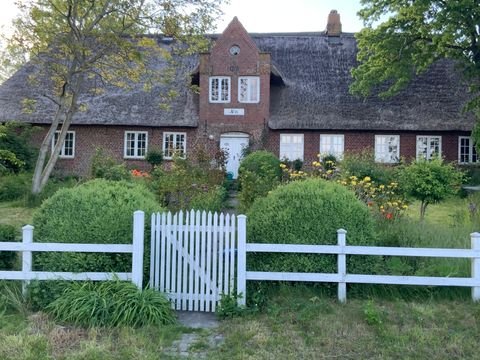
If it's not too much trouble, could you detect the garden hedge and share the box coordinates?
[247,178,379,275]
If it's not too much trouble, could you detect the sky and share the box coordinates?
[0,0,364,35]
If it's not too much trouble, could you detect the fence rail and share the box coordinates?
[0,211,145,290]
[237,229,480,304]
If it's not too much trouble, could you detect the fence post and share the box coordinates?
[337,229,347,303]
[132,211,145,289]
[237,214,247,307]
[471,232,480,301]
[22,225,34,295]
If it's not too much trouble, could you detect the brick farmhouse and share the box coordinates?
[0,11,477,178]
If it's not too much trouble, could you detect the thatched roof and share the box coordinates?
[250,32,474,131]
[0,32,475,131]
[0,39,199,127]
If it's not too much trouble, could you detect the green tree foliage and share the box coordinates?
[351,1,480,110]
[0,122,37,174]
[238,151,281,212]
[4,0,225,194]
[400,158,463,220]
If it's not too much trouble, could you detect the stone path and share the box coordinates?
[165,311,224,358]
[164,190,240,358]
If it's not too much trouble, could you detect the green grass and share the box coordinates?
[0,201,35,231]
[205,286,480,360]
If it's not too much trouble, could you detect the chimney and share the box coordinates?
[326,10,342,36]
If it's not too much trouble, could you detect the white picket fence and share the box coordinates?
[237,229,480,304]
[0,211,145,290]
[149,210,245,312]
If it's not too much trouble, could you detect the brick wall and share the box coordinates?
[266,129,470,165]
[198,17,269,143]
[31,125,197,177]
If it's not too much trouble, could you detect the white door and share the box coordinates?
[220,133,249,179]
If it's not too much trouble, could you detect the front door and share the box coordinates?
[220,133,249,179]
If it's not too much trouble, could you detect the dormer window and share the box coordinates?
[209,76,230,103]
[238,76,260,103]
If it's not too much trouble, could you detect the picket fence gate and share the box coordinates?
[149,210,246,312]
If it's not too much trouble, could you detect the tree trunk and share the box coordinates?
[419,201,428,221]
[31,81,81,194]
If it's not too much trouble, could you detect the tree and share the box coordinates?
[4,0,224,194]
[400,158,463,220]
[350,1,480,112]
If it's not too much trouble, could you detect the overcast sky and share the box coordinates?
[0,0,364,35]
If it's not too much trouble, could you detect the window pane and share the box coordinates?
[280,134,303,161]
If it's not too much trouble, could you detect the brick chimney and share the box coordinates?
[326,10,342,36]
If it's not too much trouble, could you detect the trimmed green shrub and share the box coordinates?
[0,225,17,270]
[145,149,163,169]
[47,280,176,328]
[247,179,378,275]
[238,151,281,212]
[33,179,160,271]
[31,179,161,309]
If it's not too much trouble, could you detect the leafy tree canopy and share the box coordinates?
[350,0,480,112]
[1,0,225,194]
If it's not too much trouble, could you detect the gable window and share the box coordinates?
[459,136,478,164]
[124,131,147,159]
[238,77,260,103]
[280,134,304,161]
[163,132,186,159]
[416,136,441,160]
[52,131,75,158]
[375,135,400,163]
[320,134,344,159]
[209,76,230,103]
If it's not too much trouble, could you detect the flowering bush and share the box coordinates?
[280,155,407,220]
[131,169,150,178]
[338,176,408,220]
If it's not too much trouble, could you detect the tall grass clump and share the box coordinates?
[46,280,176,328]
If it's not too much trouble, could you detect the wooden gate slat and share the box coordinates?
[151,210,238,312]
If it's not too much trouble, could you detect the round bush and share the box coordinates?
[247,178,378,274]
[239,151,282,179]
[33,179,161,273]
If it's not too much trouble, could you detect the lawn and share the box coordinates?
[1,285,479,359]
[0,201,35,232]
[1,195,480,359]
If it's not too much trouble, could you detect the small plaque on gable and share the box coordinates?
[224,108,245,116]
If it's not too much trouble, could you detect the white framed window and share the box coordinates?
[375,135,400,163]
[163,132,186,159]
[124,131,148,159]
[209,76,230,103]
[320,134,344,159]
[459,136,478,164]
[52,131,75,158]
[238,76,260,103]
[416,136,441,160]
[280,134,304,161]
[417,135,442,160]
